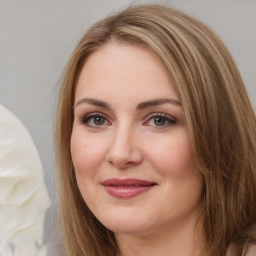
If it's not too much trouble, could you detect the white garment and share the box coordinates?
[0,104,51,256]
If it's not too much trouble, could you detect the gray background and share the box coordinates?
[0,0,255,255]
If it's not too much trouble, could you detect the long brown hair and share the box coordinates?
[55,5,256,256]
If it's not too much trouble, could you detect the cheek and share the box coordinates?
[148,134,203,215]
[70,131,102,207]
[145,130,195,177]
[70,130,107,175]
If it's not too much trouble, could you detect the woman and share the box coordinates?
[55,5,256,256]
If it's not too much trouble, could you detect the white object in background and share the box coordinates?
[0,104,51,256]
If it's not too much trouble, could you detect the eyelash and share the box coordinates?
[79,112,110,127]
[143,113,177,129]
[79,112,176,129]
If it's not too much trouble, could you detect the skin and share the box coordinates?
[71,43,206,256]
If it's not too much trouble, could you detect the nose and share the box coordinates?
[106,126,143,169]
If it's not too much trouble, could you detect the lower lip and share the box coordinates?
[103,185,154,199]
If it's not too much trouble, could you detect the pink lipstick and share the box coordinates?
[101,178,156,198]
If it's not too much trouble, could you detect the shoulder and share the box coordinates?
[226,242,256,256]
[245,243,256,256]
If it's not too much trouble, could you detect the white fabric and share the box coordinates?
[0,104,51,256]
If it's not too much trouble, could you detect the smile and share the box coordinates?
[101,178,156,199]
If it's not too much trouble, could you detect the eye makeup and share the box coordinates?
[79,112,110,128]
[143,112,177,129]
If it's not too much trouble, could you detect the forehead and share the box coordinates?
[75,43,178,102]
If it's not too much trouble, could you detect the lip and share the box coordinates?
[101,178,156,199]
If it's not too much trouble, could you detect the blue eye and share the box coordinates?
[144,113,176,128]
[80,113,109,127]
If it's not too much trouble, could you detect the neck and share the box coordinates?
[115,212,208,256]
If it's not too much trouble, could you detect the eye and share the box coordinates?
[79,112,110,128]
[144,113,176,128]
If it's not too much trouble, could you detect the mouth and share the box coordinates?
[101,178,157,199]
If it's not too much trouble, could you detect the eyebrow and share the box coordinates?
[75,97,181,109]
[137,98,181,110]
[75,98,111,108]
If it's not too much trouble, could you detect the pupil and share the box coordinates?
[94,117,104,125]
[154,117,165,126]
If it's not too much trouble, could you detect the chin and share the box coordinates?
[95,209,153,235]
[105,221,151,235]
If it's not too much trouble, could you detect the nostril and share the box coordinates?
[105,133,143,168]
[106,150,143,169]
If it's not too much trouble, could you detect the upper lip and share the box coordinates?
[101,178,157,187]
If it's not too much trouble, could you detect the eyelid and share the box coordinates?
[78,111,176,129]
[145,112,176,120]
[79,112,111,127]
[143,112,177,128]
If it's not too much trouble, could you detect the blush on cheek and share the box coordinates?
[152,145,194,173]
[71,139,105,179]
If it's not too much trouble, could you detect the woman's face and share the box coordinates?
[71,43,203,236]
